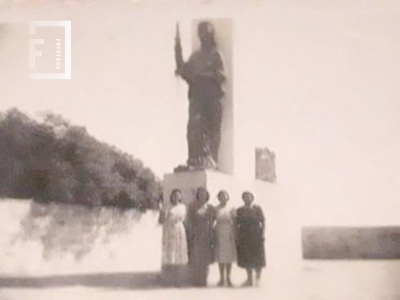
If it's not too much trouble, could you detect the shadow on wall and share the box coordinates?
[18,201,143,261]
[0,199,161,275]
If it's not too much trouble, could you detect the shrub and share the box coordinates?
[0,108,161,209]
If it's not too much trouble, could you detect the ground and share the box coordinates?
[1,261,400,300]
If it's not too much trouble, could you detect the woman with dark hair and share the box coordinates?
[214,190,237,287]
[186,187,216,286]
[175,21,226,171]
[236,191,266,287]
[159,189,188,286]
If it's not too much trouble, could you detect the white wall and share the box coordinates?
[0,0,399,226]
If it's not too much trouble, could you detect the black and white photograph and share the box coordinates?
[0,0,399,299]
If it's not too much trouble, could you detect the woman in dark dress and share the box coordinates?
[236,191,266,287]
[186,187,216,286]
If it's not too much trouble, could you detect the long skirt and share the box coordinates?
[162,222,188,265]
[215,222,237,263]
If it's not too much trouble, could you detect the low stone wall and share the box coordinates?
[302,226,400,259]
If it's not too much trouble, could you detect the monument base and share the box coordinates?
[163,169,278,208]
[163,170,240,208]
[162,170,241,285]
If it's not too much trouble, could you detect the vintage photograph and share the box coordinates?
[0,0,399,299]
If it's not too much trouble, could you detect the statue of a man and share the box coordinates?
[174,21,226,171]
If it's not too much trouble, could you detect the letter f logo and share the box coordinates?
[29,39,44,70]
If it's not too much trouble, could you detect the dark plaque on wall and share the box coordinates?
[255,147,276,183]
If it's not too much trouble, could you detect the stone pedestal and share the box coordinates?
[163,170,238,208]
[164,170,281,208]
[162,170,237,286]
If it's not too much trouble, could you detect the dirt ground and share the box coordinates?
[1,260,400,300]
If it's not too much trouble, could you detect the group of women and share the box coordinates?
[159,187,266,287]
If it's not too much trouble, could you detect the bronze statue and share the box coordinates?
[174,21,226,171]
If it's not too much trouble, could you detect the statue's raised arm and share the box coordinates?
[174,23,185,77]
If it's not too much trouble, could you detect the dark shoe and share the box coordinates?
[241,280,252,287]
[217,279,225,287]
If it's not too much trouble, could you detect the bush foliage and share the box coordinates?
[0,108,161,209]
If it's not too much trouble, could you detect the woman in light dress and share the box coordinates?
[214,190,237,287]
[159,189,188,286]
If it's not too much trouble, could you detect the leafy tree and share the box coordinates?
[0,108,161,210]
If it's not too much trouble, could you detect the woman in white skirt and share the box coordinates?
[214,190,237,287]
[159,189,188,286]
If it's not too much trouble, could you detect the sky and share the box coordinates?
[0,0,399,225]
